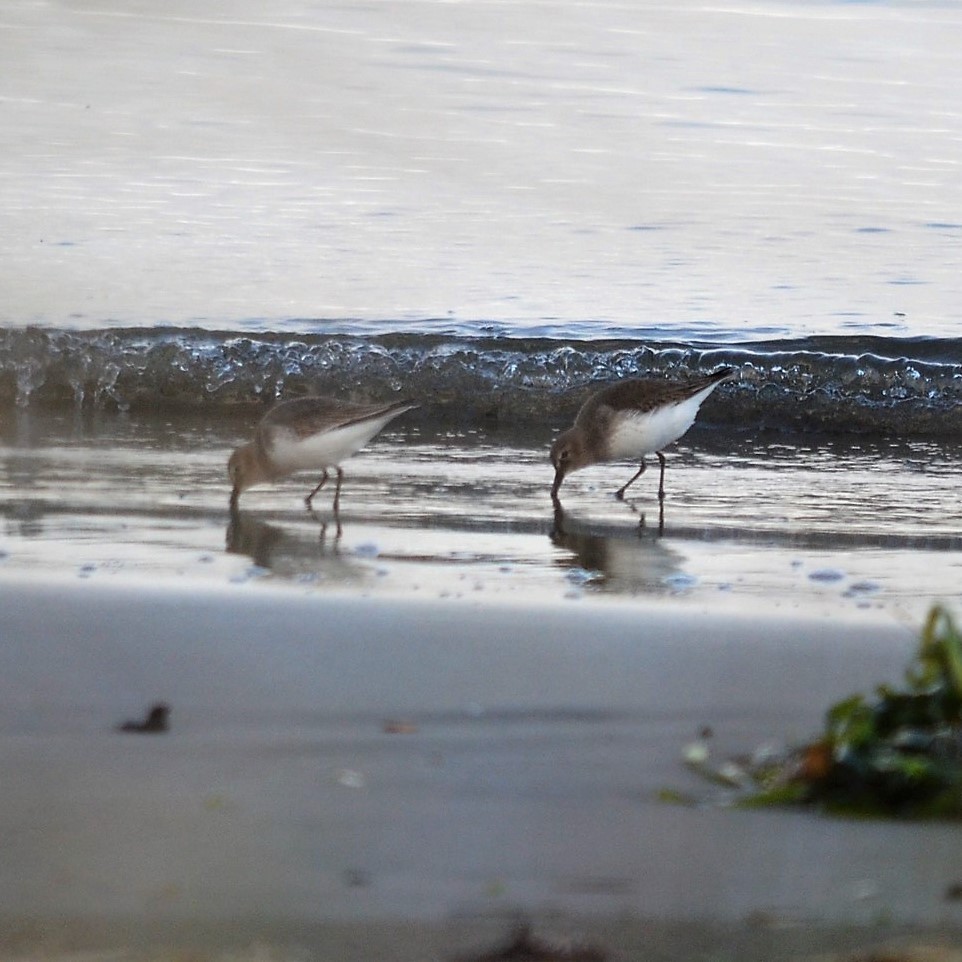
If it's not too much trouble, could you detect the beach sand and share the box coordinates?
[2,414,962,959]
[1,581,961,960]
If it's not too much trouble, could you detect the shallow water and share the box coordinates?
[2,412,960,622]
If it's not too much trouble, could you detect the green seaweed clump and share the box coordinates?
[747,606,962,817]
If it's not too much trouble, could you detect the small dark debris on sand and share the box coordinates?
[453,923,608,962]
[945,882,962,901]
[383,718,419,734]
[117,702,170,734]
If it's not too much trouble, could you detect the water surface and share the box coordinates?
[3,0,962,338]
[2,412,959,623]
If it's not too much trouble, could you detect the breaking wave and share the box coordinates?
[1,326,960,436]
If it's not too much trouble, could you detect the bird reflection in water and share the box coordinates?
[554,494,664,539]
[550,502,685,596]
[226,510,287,568]
[226,506,344,578]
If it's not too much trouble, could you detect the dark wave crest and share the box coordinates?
[1,327,960,436]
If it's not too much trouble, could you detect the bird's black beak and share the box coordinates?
[550,467,564,503]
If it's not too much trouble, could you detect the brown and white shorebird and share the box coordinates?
[228,396,417,512]
[550,368,734,503]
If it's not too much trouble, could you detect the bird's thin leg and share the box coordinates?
[615,458,646,501]
[332,466,345,514]
[305,470,329,511]
[656,451,667,501]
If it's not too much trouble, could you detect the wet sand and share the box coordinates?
[2,415,962,958]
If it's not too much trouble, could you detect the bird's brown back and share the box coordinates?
[576,370,733,423]
[258,397,417,444]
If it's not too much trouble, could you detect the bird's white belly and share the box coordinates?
[270,421,385,472]
[607,397,701,459]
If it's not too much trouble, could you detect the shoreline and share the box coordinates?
[2,416,960,622]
